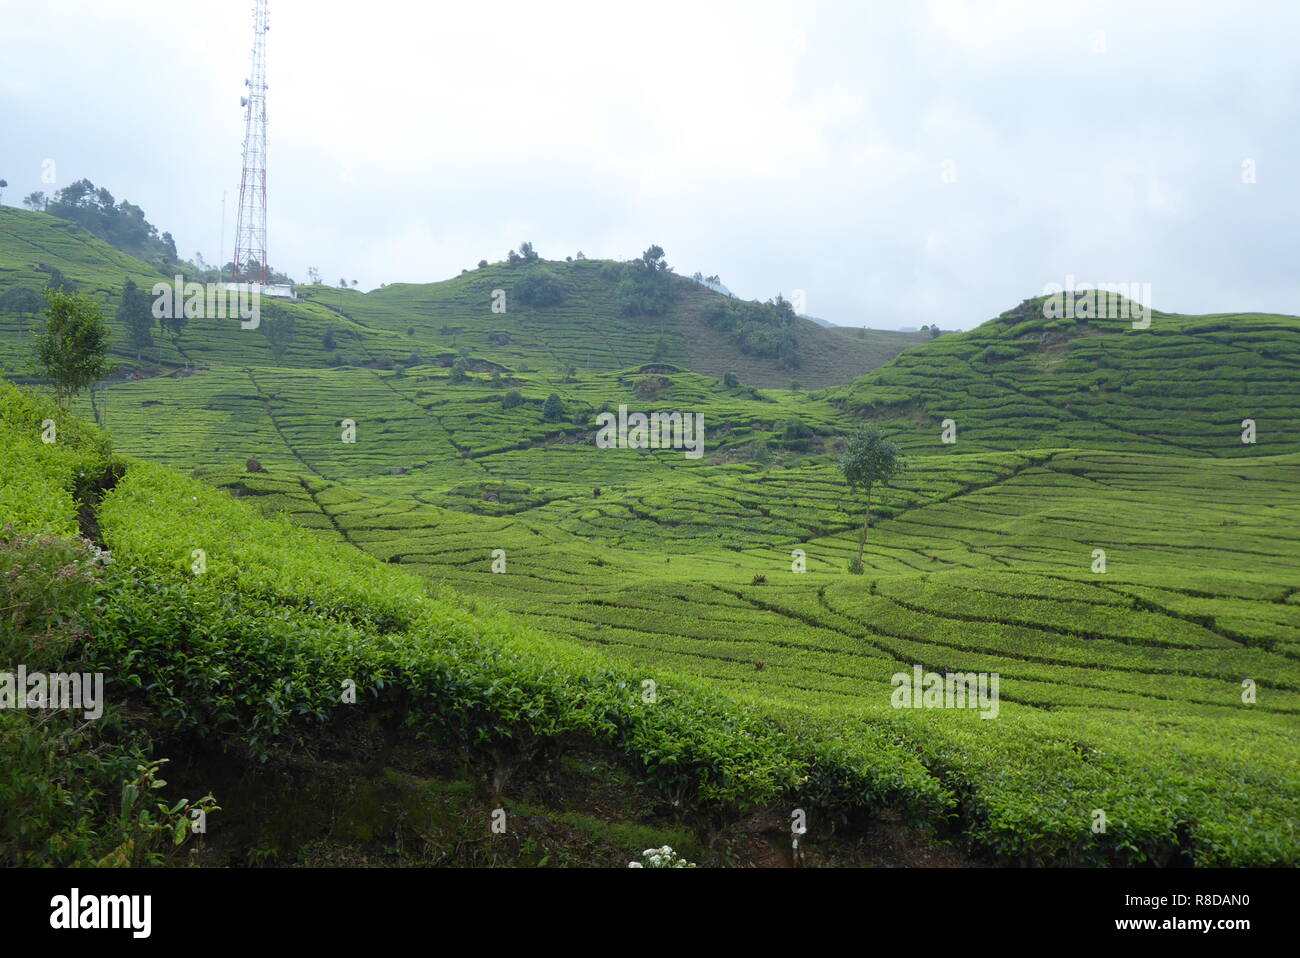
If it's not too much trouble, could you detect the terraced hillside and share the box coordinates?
[196,448,1300,865]
[833,295,1300,457]
[0,206,922,390]
[3,202,1299,866]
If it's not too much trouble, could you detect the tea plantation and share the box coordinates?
[2,204,1297,866]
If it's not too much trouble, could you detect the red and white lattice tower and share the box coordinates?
[232,0,270,286]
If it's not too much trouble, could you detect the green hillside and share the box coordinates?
[0,206,923,390]
[3,202,1298,867]
[832,295,1300,456]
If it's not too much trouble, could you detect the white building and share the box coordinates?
[224,282,297,301]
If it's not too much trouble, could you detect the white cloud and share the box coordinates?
[0,0,1296,326]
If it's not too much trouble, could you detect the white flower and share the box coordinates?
[628,862,643,868]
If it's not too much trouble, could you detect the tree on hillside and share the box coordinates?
[542,392,565,421]
[45,268,77,294]
[116,277,154,361]
[42,178,177,268]
[702,296,801,369]
[22,191,47,212]
[0,179,7,204]
[33,289,113,407]
[518,241,539,263]
[637,245,668,273]
[261,305,296,362]
[307,267,320,285]
[0,286,44,336]
[616,245,674,316]
[770,293,796,321]
[514,266,566,306]
[838,424,906,574]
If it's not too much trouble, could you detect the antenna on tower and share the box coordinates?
[232,0,270,287]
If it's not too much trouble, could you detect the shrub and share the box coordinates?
[514,267,567,307]
[0,531,104,672]
[781,417,813,441]
[542,393,565,422]
[705,299,801,368]
[502,390,524,410]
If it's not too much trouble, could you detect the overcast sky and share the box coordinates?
[3,0,1297,329]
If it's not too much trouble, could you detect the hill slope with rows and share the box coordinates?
[2,203,1298,866]
[831,295,1300,457]
[0,206,923,390]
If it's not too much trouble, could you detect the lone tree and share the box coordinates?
[116,277,154,361]
[34,289,113,407]
[542,392,565,421]
[838,424,905,574]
